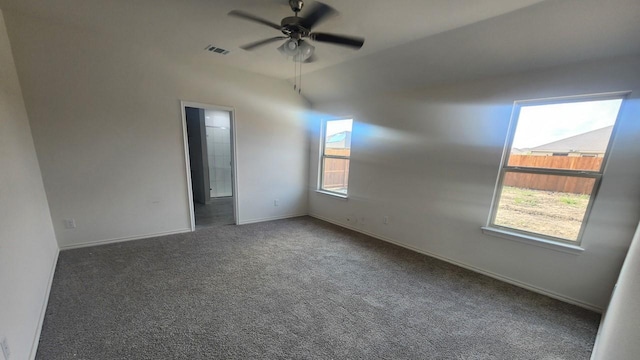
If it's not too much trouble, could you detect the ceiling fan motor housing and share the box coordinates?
[281,17,309,39]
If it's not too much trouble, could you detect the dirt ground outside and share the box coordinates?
[494,186,590,241]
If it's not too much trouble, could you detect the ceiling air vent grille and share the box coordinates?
[205,44,230,55]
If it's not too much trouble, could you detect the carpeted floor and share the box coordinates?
[37,216,599,359]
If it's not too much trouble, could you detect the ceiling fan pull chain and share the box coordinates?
[298,60,301,91]
[299,61,302,94]
[299,61,302,93]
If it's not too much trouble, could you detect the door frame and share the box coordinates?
[180,100,239,230]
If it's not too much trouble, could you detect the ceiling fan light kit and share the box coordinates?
[278,39,315,62]
[296,41,315,62]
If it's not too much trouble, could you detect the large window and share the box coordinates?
[487,94,624,245]
[320,119,353,196]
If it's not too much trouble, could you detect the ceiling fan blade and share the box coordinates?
[228,10,282,31]
[240,36,289,51]
[310,32,365,49]
[300,2,337,30]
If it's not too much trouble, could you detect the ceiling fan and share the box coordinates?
[228,0,365,63]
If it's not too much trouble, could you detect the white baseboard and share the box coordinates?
[29,247,59,360]
[309,213,603,313]
[237,213,308,225]
[59,228,192,250]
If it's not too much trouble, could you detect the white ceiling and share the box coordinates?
[1,0,639,103]
[301,0,640,102]
[0,0,544,79]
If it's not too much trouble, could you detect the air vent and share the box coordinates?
[204,44,230,55]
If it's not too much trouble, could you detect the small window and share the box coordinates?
[319,119,353,196]
[488,94,624,244]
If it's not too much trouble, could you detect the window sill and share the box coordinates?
[481,226,584,255]
[315,190,348,200]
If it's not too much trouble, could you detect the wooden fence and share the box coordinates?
[321,153,602,194]
[322,148,350,190]
[504,155,602,194]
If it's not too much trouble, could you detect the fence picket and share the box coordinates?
[504,155,601,194]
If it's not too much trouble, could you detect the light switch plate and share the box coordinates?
[63,218,76,229]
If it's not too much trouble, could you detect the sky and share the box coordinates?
[326,119,353,137]
[511,99,623,149]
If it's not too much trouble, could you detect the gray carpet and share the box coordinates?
[37,216,599,359]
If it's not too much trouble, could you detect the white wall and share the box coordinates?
[591,221,640,359]
[3,10,309,248]
[0,9,59,360]
[308,55,640,310]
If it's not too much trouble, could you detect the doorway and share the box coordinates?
[182,102,237,228]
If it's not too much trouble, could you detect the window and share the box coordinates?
[319,119,353,196]
[487,94,625,245]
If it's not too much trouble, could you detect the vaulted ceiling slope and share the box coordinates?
[300,0,640,103]
[0,0,638,104]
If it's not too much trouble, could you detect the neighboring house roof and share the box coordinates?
[327,132,348,143]
[326,131,352,148]
[530,125,613,153]
[511,148,529,155]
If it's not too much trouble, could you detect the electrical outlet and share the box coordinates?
[274,199,279,207]
[63,218,76,229]
[383,216,389,225]
[1,336,10,359]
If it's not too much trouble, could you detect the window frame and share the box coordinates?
[486,92,627,246]
[318,118,353,198]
